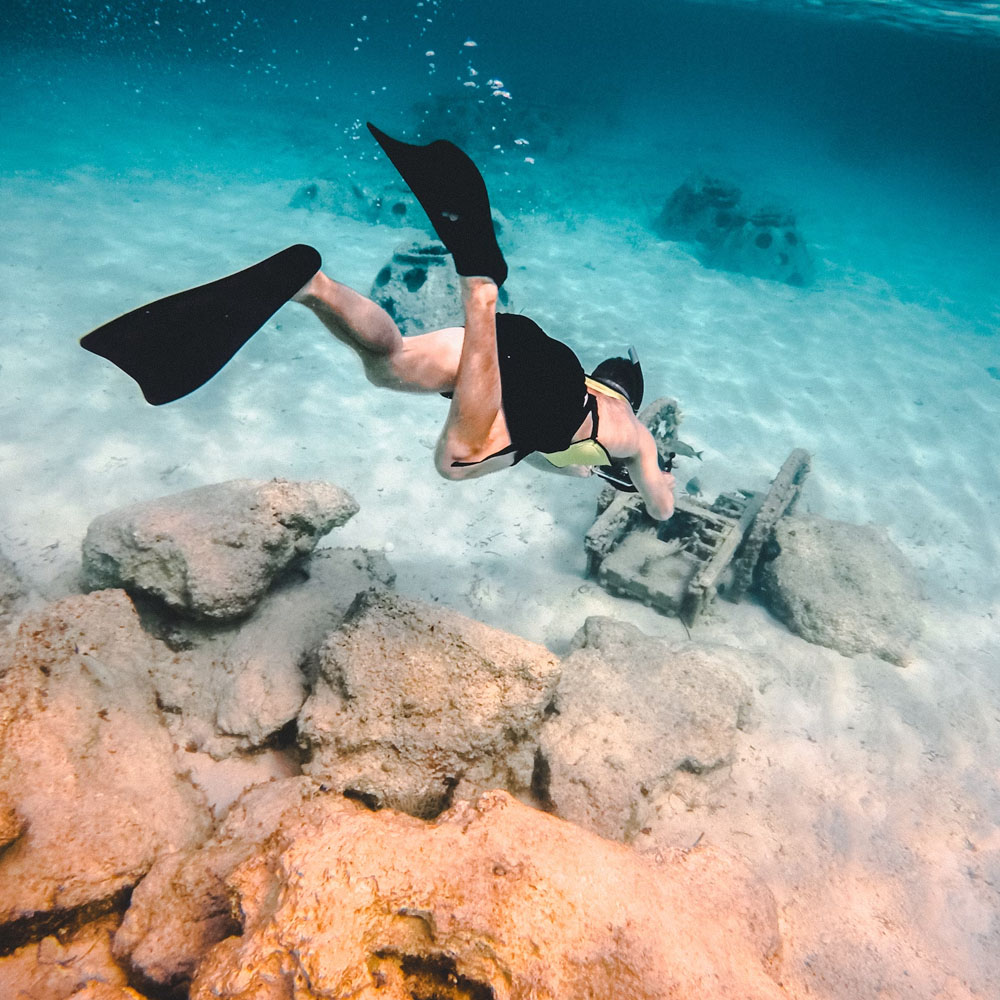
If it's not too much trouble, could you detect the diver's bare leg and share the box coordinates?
[293,270,463,393]
[293,271,402,357]
[434,277,515,479]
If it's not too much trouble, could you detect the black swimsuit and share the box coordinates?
[483,312,591,464]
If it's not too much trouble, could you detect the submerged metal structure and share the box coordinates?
[585,397,810,626]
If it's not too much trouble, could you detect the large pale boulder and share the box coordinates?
[298,591,561,817]
[114,778,319,992]
[0,591,211,928]
[537,617,757,840]
[81,479,358,620]
[757,514,924,664]
[188,789,785,1000]
[146,548,395,757]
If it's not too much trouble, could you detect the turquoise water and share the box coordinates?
[4,1,996,336]
[5,0,997,325]
[1,0,999,615]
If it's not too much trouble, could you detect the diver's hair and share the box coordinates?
[590,354,644,413]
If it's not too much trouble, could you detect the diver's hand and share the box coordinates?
[654,470,676,520]
[627,448,675,521]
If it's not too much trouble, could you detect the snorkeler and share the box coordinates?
[80,123,676,522]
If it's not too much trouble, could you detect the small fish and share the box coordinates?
[685,476,702,496]
[672,440,704,461]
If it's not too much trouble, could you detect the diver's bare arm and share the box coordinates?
[625,428,676,521]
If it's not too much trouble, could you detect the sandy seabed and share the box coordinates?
[2,52,999,998]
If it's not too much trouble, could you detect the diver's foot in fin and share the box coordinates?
[80,244,322,405]
[367,123,508,287]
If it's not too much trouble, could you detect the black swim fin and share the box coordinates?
[80,244,321,405]
[367,123,508,287]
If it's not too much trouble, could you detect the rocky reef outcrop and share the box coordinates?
[0,477,789,999]
[757,514,925,664]
[143,547,395,758]
[119,782,784,1000]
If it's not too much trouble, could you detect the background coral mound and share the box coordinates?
[187,788,784,1000]
[81,479,358,620]
[369,239,514,335]
[655,172,814,286]
[758,514,924,664]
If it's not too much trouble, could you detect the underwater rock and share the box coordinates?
[370,239,514,335]
[187,789,784,1000]
[0,916,129,1000]
[145,547,395,758]
[655,173,813,286]
[297,590,560,817]
[537,617,756,841]
[0,550,27,625]
[0,791,21,851]
[370,241,464,335]
[289,177,418,227]
[68,986,149,1000]
[0,591,211,932]
[81,479,358,621]
[114,777,319,993]
[757,514,924,665]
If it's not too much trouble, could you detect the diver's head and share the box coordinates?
[590,346,643,413]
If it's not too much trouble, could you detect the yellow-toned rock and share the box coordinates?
[188,789,784,1000]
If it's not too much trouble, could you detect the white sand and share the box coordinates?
[2,51,999,998]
